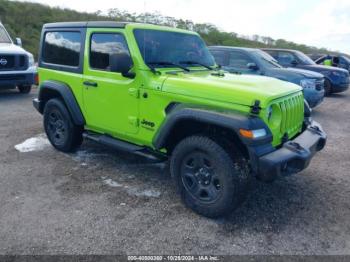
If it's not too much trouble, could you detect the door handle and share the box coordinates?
[83,81,98,87]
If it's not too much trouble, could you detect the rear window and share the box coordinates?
[42,31,81,67]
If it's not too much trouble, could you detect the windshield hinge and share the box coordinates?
[128,88,140,98]
[250,100,261,115]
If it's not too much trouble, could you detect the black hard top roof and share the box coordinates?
[43,21,129,29]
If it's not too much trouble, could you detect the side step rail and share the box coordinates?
[83,132,167,162]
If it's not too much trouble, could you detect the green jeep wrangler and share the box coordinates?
[33,22,326,218]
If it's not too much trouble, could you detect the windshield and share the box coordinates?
[254,50,282,68]
[0,26,12,44]
[342,56,350,63]
[134,29,215,69]
[295,51,315,65]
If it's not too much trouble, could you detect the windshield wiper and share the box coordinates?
[179,60,214,70]
[147,61,190,72]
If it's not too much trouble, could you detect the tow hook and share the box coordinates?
[285,141,306,154]
[308,125,322,135]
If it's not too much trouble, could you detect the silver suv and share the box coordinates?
[0,22,37,93]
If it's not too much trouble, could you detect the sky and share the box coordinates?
[19,0,350,54]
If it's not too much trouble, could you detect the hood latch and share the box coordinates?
[250,100,261,115]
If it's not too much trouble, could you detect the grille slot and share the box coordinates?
[0,55,15,70]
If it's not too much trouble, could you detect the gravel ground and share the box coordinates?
[0,87,349,255]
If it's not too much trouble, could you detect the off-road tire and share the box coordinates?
[18,85,32,94]
[170,135,250,218]
[43,98,83,152]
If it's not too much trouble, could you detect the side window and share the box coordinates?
[210,50,229,66]
[276,51,296,66]
[228,51,254,69]
[317,57,326,64]
[264,50,277,59]
[0,26,12,44]
[90,33,130,71]
[338,57,347,67]
[42,31,81,67]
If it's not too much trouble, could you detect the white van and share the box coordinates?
[0,22,37,93]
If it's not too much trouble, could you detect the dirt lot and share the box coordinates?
[0,87,349,255]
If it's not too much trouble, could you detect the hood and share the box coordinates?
[280,67,323,78]
[298,64,349,75]
[268,67,323,84]
[0,43,28,55]
[162,71,302,108]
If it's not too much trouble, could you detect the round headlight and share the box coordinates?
[267,104,282,128]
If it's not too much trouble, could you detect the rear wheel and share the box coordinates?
[324,79,332,96]
[18,85,32,94]
[43,98,83,152]
[170,135,250,218]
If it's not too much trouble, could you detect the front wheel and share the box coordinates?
[43,98,83,152]
[170,135,250,218]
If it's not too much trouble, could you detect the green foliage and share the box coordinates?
[0,0,336,59]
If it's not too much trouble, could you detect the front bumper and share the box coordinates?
[257,121,326,180]
[0,69,37,88]
[303,89,325,108]
[332,77,350,93]
[332,81,349,93]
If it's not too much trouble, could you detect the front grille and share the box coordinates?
[278,92,304,139]
[0,54,28,71]
[315,79,324,91]
[0,55,15,70]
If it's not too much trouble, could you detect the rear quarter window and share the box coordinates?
[42,31,81,67]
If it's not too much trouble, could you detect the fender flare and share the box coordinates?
[153,105,272,150]
[37,80,85,126]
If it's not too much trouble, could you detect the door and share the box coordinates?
[83,29,139,136]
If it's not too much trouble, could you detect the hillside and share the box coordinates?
[0,0,333,58]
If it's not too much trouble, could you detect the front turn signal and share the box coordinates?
[239,128,267,139]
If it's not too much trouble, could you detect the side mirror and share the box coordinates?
[247,63,259,71]
[15,38,22,47]
[109,53,135,78]
[291,60,298,66]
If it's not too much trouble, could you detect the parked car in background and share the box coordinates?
[315,55,350,73]
[0,22,37,93]
[263,48,350,96]
[209,46,325,108]
[308,53,326,61]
